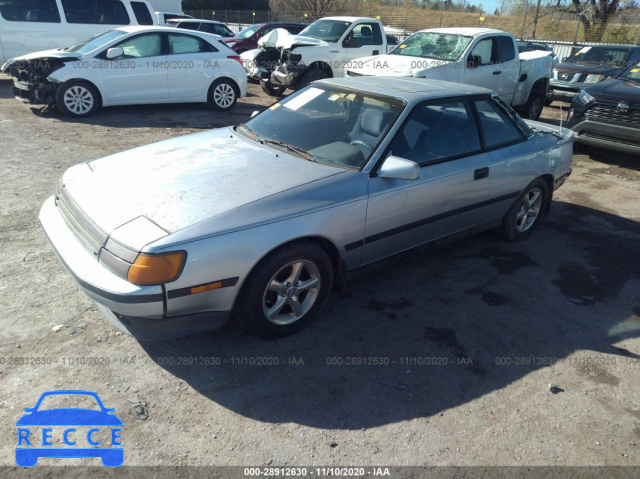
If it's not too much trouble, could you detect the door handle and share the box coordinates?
[493,70,502,75]
[474,167,489,180]
[373,50,379,55]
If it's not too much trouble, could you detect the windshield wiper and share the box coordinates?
[237,124,260,142]
[261,139,315,162]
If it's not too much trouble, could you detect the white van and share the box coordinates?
[0,0,159,64]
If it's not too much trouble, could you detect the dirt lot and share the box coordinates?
[1,78,640,477]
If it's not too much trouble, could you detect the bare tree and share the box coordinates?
[269,0,343,16]
[570,0,620,41]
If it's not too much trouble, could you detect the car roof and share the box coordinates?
[321,76,495,101]
[417,27,509,36]
[114,25,223,37]
[165,19,227,25]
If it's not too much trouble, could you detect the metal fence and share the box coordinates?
[184,8,640,46]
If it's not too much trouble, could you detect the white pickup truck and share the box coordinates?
[345,28,553,120]
[241,16,393,96]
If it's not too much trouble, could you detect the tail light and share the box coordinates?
[228,55,243,66]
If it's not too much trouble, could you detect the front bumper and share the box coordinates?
[39,196,231,340]
[97,304,231,341]
[569,118,640,154]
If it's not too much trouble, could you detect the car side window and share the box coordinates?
[168,34,213,54]
[177,21,199,30]
[116,33,162,58]
[349,23,383,46]
[61,0,129,25]
[388,100,481,163]
[497,36,515,62]
[0,0,61,23]
[474,98,524,149]
[469,38,494,66]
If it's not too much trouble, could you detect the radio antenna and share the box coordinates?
[559,103,563,135]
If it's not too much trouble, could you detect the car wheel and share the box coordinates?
[56,80,100,118]
[495,178,548,241]
[234,241,334,338]
[261,81,286,97]
[521,89,545,120]
[208,78,238,111]
[300,68,329,88]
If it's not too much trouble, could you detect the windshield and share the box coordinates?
[236,24,261,39]
[299,19,351,42]
[239,84,405,170]
[37,394,101,411]
[618,63,640,81]
[390,32,472,61]
[66,30,127,54]
[565,46,631,66]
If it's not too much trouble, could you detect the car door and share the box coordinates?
[464,36,519,104]
[361,99,492,266]
[342,22,385,72]
[167,33,216,99]
[100,32,168,104]
[471,97,530,225]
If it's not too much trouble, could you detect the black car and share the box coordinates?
[549,44,640,103]
[567,63,640,154]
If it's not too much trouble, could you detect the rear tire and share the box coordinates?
[56,80,100,118]
[208,78,238,111]
[520,89,545,120]
[234,241,333,338]
[495,178,548,241]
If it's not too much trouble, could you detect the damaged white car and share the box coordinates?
[1,26,247,117]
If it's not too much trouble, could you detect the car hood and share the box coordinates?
[16,409,123,426]
[7,48,80,62]
[61,128,343,236]
[554,61,620,76]
[349,54,451,77]
[584,77,640,101]
[258,29,329,49]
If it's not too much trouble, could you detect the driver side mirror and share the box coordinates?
[378,156,420,180]
[106,47,123,59]
[251,110,260,118]
[344,37,360,48]
[467,54,482,68]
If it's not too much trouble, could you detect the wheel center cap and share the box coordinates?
[286,287,297,298]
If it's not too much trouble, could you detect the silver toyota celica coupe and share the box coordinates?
[39,77,573,340]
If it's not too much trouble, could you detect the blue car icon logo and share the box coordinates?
[16,390,123,467]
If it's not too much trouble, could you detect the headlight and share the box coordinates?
[578,89,595,104]
[128,251,186,285]
[584,74,604,83]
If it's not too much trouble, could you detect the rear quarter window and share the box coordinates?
[131,1,153,25]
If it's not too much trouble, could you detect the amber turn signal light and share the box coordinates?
[128,252,186,286]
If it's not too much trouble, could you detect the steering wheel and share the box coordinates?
[350,140,374,152]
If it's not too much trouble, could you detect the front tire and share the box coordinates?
[300,68,329,88]
[495,178,548,241]
[208,78,238,111]
[56,80,100,118]
[234,241,334,338]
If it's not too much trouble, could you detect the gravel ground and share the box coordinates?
[1,79,639,477]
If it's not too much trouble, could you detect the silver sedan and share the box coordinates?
[39,77,573,339]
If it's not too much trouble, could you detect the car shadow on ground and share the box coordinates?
[140,201,640,430]
[25,99,269,130]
